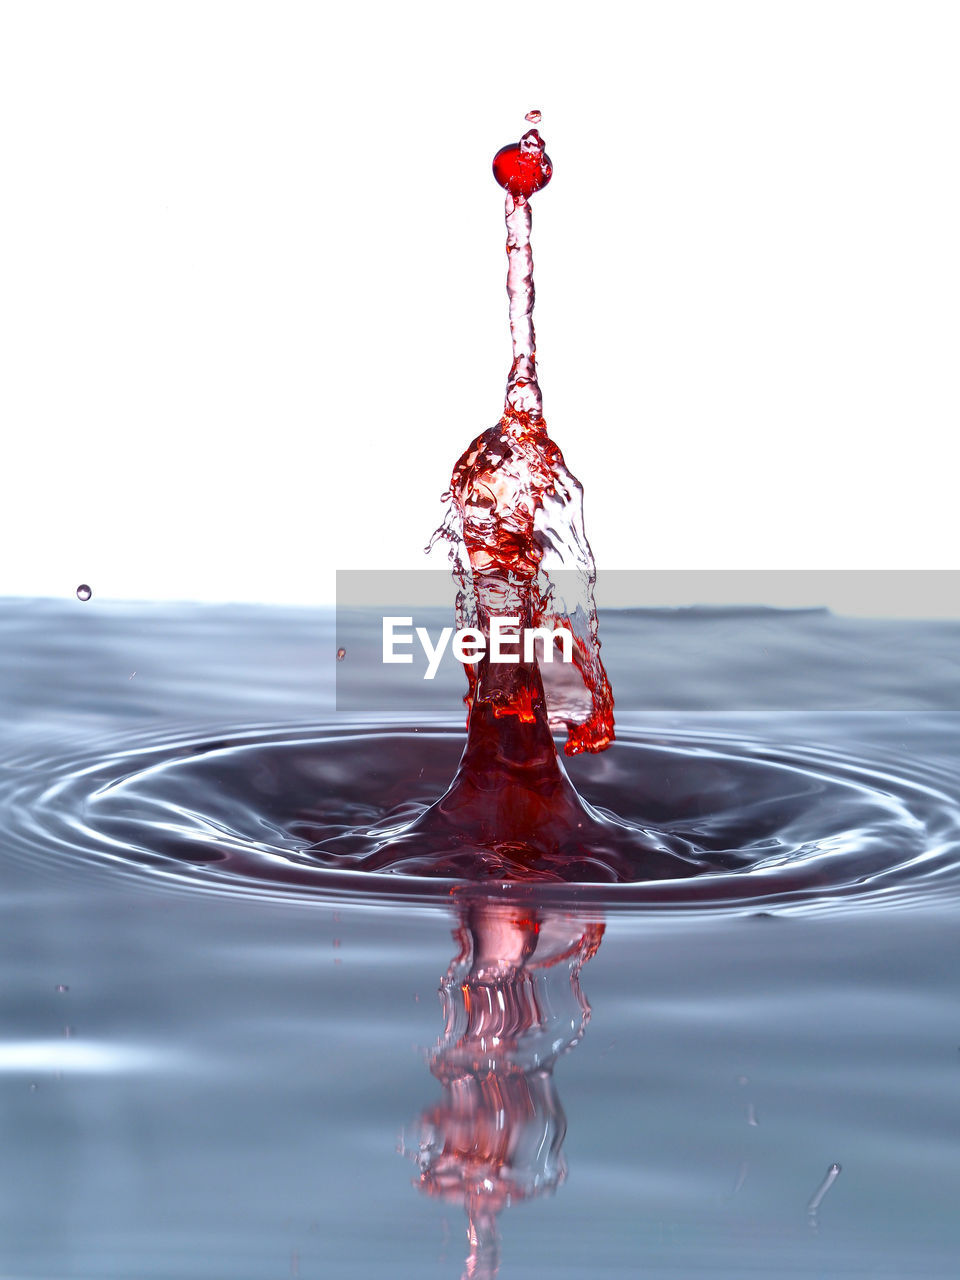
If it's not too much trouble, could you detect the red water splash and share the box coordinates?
[435,120,614,757]
[380,120,698,878]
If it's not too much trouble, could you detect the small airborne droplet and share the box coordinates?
[337,647,346,662]
[525,108,542,124]
[76,584,92,601]
[56,984,69,993]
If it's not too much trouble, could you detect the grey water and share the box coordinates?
[2,598,960,1277]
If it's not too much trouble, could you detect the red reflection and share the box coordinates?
[407,895,603,1278]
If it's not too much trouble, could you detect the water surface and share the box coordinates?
[2,600,959,1278]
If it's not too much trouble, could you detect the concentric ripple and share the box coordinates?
[5,722,960,912]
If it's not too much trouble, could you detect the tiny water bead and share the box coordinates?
[524,108,542,124]
[492,129,552,200]
[337,647,346,662]
[76,584,92,602]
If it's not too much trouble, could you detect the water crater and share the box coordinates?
[11,722,960,913]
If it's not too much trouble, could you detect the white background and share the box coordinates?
[2,1,958,606]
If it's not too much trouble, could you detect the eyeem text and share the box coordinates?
[382,616,574,680]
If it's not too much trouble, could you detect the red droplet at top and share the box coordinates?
[492,129,552,200]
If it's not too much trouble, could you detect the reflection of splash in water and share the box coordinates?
[406,894,604,1278]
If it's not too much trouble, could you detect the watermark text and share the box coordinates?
[382,616,573,679]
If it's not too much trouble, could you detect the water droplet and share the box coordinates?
[55,984,69,993]
[76,584,92,601]
[525,109,542,124]
[807,1162,842,1214]
[519,128,544,156]
[337,647,346,662]
[492,134,553,199]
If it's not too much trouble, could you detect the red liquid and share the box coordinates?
[491,129,552,200]
[409,896,603,1278]
[434,122,612,757]
[395,120,699,880]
